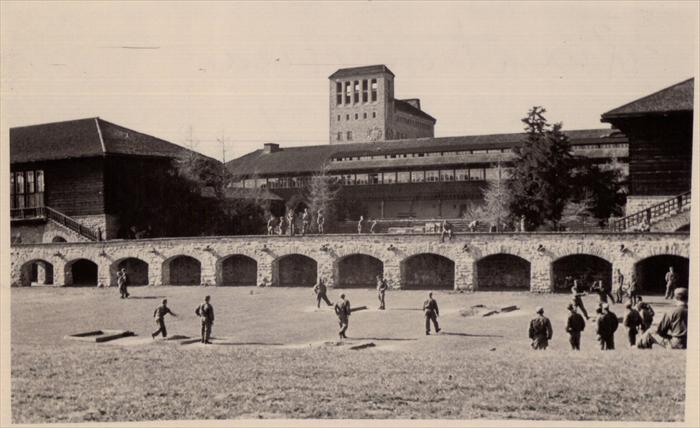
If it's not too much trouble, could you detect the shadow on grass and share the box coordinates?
[125,296,166,300]
[439,332,504,338]
[355,337,417,342]
[179,338,284,346]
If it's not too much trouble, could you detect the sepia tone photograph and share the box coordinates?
[1,1,698,427]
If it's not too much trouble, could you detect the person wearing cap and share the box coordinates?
[623,302,643,347]
[117,267,129,299]
[595,303,619,350]
[664,266,678,300]
[423,292,441,335]
[636,297,655,332]
[656,287,688,349]
[334,293,351,339]
[152,299,177,339]
[565,304,586,350]
[570,279,589,320]
[528,307,553,350]
[195,295,215,344]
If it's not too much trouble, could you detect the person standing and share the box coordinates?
[195,295,215,344]
[370,219,377,234]
[117,267,129,299]
[636,298,655,332]
[614,269,625,303]
[334,294,351,339]
[277,216,285,236]
[301,208,310,235]
[656,288,688,349]
[590,280,608,305]
[357,215,364,234]
[423,292,441,335]
[520,215,526,232]
[664,266,677,300]
[565,304,586,350]
[528,307,553,350]
[267,216,275,235]
[313,278,332,308]
[287,209,295,236]
[623,302,643,347]
[152,299,177,339]
[596,303,618,350]
[628,272,640,306]
[317,210,325,234]
[571,280,589,320]
[601,279,615,304]
[376,275,387,310]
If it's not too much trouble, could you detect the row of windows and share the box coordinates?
[335,79,380,105]
[337,131,353,142]
[232,166,513,189]
[331,143,629,162]
[395,115,432,130]
[10,170,45,209]
[337,111,377,122]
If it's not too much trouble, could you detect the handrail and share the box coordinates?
[43,206,100,241]
[611,191,691,232]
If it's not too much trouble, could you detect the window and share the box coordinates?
[337,115,341,121]
[484,167,500,181]
[397,171,410,183]
[368,173,380,184]
[27,171,35,193]
[469,168,485,181]
[16,172,24,194]
[425,170,440,182]
[336,82,343,105]
[341,174,354,185]
[362,80,368,102]
[455,169,468,181]
[344,81,352,104]
[346,114,350,120]
[371,79,377,101]
[337,132,342,141]
[347,131,352,141]
[372,112,376,118]
[353,81,360,104]
[382,172,396,183]
[363,112,367,119]
[243,178,255,188]
[10,173,14,196]
[440,169,455,181]
[267,177,279,188]
[411,171,425,183]
[355,113,358,120]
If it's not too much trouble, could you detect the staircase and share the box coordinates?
[611,192,691,232]
[10,206,101,241]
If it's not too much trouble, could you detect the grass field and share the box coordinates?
[11,285,687,423]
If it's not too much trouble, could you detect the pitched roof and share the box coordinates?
[329,65,395,79]
[10,117,205,163]
[394,99,436,123]
[225,128,626,176]
[602,78,694,119]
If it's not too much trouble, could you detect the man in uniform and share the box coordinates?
[636,297,655,332]
[117,267,129,299]
[376,275,388,310]
[313,278,332,308]
[596,303,618,350]
[628,272,640,306]
[570,279,589,320]
[423,292,441,335]
[528,307,553,349]
[195,295,215,344]
[614,269,625,303]
[664,266,677,300]
[657,287,688,349]
[152,298,177,339]
[267,216,275,235]
[287,209,295,236]
[317,210,325,234]
[301,208,310,235]
[622,302,643,347]
[334,294,351,339]
[565,304,585,350]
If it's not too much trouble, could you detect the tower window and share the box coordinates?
[345,81,352,104]
[371,79,377,102]
[346,114,350,120]
[347,131,353,141]
[355,113,358,120]
[337,115,341,121]
[336,81,342,105]
[337,132,342,141]
[362,80,368,102]
[372,112,376,118]
[363,112,367,119]
[353,81,360,104]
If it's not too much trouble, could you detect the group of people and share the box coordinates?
[151,295,215,344]
[530,286,688,351]
[267,208,324,236]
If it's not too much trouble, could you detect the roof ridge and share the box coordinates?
[94,117,107,154]
[9,116,100,130]
[602,77,694,117]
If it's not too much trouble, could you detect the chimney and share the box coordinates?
[263,143,280,153]
[402,98,421,110]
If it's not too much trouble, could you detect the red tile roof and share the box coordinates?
[10,118,205,163]
[602,78,694,119]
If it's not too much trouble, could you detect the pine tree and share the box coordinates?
[304,162,341,232]
[508,107,575,230]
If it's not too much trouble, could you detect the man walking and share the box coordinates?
[664,266,677,300]
[657,288,688,349]
[423,292,441,335]
[376,275,387,310]
[334,294,351,339]
[528,307,553,350]
[152,299,177,339]
[565,304,586,350]
[571,279,589,320]
[195,295,215,344]
[313,278,332,308]
[623,302,643,347]
[596,303,618,350]
[117,267,129,299]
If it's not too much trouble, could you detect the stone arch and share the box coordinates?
[335,254,384,288]
[400,253,455,290]
[51,236,67,243]
[19,259,55,287]
[551,254,612,293]
[65,258,98,286]
[634,255,689,294]
[475,253,531,291]
[110,257,149,286]
[272,254,317,287]
[218,254,258,286]
[162,255,201,285]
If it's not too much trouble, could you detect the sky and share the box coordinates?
[1,1,698,161]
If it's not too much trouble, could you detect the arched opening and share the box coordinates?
[110,258,149,286]
[476,254,531,290]
[20,259,54,286]
[401,253,455,290]
[65,259,98,286]
[162,256,201,286]
[219,255,257,286]
[51,236,67,243]
[551,254,612,292]
[273,254,317,287]
[634,255,689,294]
[336,254,383,288]
[675,224,690,232]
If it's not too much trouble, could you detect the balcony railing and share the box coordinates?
[11,205,100,241]
[611,191,691,232]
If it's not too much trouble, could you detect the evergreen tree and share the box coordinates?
[304,162,341,232]
[508,107,575,230]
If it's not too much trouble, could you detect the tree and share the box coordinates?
[479,164,512,231]
[508,107,575,230]
[560,190,596,230]
[304,162,341,232]
[570,160,626,226]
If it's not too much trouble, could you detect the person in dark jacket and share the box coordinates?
[623,302,643,347]
[313,278,332,308]
[334,294,351,339]
[636,298,655,332]
[376,275,388,310]
[571,280,589,319]
[152,299,177,339]
[565,304,586,350]
[195,295,215,344]
[529,307,553,350]
[117,268,129,299]
[423,292,441,335]
[657,288,688,349]
[596,303,618,350]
